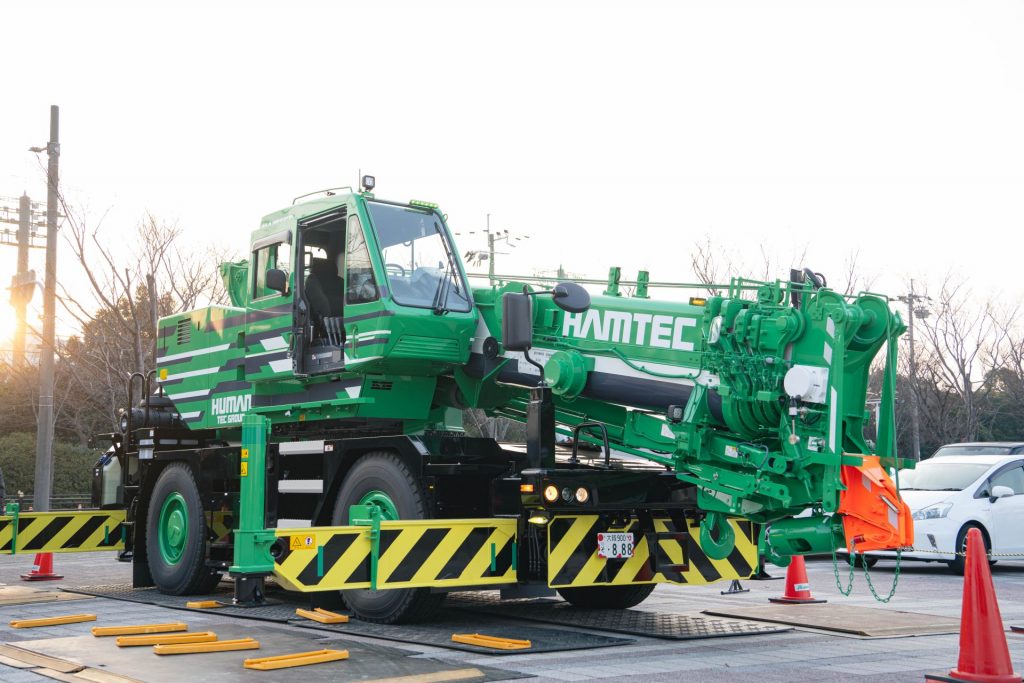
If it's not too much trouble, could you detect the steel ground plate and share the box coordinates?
[291,611,633,655]
[449,593,791,640]
[67,583,299,623]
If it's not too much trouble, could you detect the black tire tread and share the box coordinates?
[332,451,444,624]
[557,583,656,609]
[145,463,221,595]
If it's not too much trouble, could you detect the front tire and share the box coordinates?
[557,583,656,609]
[332,452,444,624]
[948,523,989,576]
[146,463,220,595]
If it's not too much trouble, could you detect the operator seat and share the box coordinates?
[304,258,344,345]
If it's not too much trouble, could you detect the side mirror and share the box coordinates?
[266,268,289,294]
[502,293,533,352]
[552,282,590,313]
[991,485,1015,501]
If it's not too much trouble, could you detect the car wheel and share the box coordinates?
[948,523,989,576]
[852,555,878,569]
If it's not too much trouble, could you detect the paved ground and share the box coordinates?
[2,552,1024,682]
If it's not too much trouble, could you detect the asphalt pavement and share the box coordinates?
[3,552,1024,682]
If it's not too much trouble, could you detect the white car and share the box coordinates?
[867,454,1024,574]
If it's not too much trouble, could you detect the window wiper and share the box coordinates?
[432,266,451,314]
[430,220,459,314]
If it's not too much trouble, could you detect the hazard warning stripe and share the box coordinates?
[547,514,758,588]
[273,518,517,592]
[0,510,126,554]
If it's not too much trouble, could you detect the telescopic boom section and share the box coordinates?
[458,271,913,562]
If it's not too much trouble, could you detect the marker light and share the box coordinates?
[520,484,535,494]
[409,199,439,209]
[543,485,560,503]
[689,297,707,306]
[528,511,550,525]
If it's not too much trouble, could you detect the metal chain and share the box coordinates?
[829,538,901,603]
[830,542,855,597]
[897,547,1024,558]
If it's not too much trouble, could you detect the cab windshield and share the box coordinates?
[366,202,472,313]
[898,461,992,491]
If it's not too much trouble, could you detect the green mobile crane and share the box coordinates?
[2,178,912,624]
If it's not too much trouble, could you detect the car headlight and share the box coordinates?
[912,502,952,521]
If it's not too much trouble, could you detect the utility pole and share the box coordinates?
[897,280,931,462]
[0,195,45,366]
[31,105,60,512]
[454,214,529,283]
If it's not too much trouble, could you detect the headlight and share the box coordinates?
[912,502,952,521]
[543,485,559,503]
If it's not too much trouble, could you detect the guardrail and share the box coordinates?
[1,495,93,511]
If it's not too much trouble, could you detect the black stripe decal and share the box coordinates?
[387,528,451,584]
[100,523,125,547]
[344,529,401,585]
[2,518,37,552]
[725,541,753,578]
[438,527,490,580]
[23,516,73,551]
[547,517,574,552]
[60,515,106,549]
[297,533,357,586]
[685,533,722,583]
[491,536,513,576]
[552,517,599,585]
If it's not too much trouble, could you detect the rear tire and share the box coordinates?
[557,583,656,609]
[332,452,445,624]
[146,463,221,595]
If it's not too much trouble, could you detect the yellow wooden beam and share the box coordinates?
[244,649,349,670]
[9,614,96,629]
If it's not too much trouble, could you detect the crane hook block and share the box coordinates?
[836,455,914,553]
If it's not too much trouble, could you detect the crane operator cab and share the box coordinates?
[247,187,476,384]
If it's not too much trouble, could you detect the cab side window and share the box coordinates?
[252,241,291,299]
[345,215,379,305]
[990,465,1024,495]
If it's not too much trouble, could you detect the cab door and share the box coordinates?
[245,228,296,383]
[341,209,388,370]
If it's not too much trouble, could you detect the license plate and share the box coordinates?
[597,532,634,559]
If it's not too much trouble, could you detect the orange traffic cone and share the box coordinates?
[21,552,63,581]
[925,528,1021,683]
[768,555,826,604]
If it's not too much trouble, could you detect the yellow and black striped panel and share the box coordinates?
[209,511,233,544]
[273,518,517,592]
[0,510,126,554]
[547,515,757,588]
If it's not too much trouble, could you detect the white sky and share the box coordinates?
[1,0,1022,344]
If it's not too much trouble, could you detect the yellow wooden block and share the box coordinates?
[295,608,349,625]
[451,633,532,650]
[116,631,217,647]
[92,622,188,637]
[9,614,97,629]
[244,648,349,670]
[154,638,260,655]
[185,600,223,609]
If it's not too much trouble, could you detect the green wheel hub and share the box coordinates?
[358,490,399,521]
[157,492,189,565]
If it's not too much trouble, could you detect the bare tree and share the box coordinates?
[916,276,1017,441]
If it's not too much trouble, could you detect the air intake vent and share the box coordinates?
[175,318,192,345]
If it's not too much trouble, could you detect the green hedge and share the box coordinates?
[0,432,96,498]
